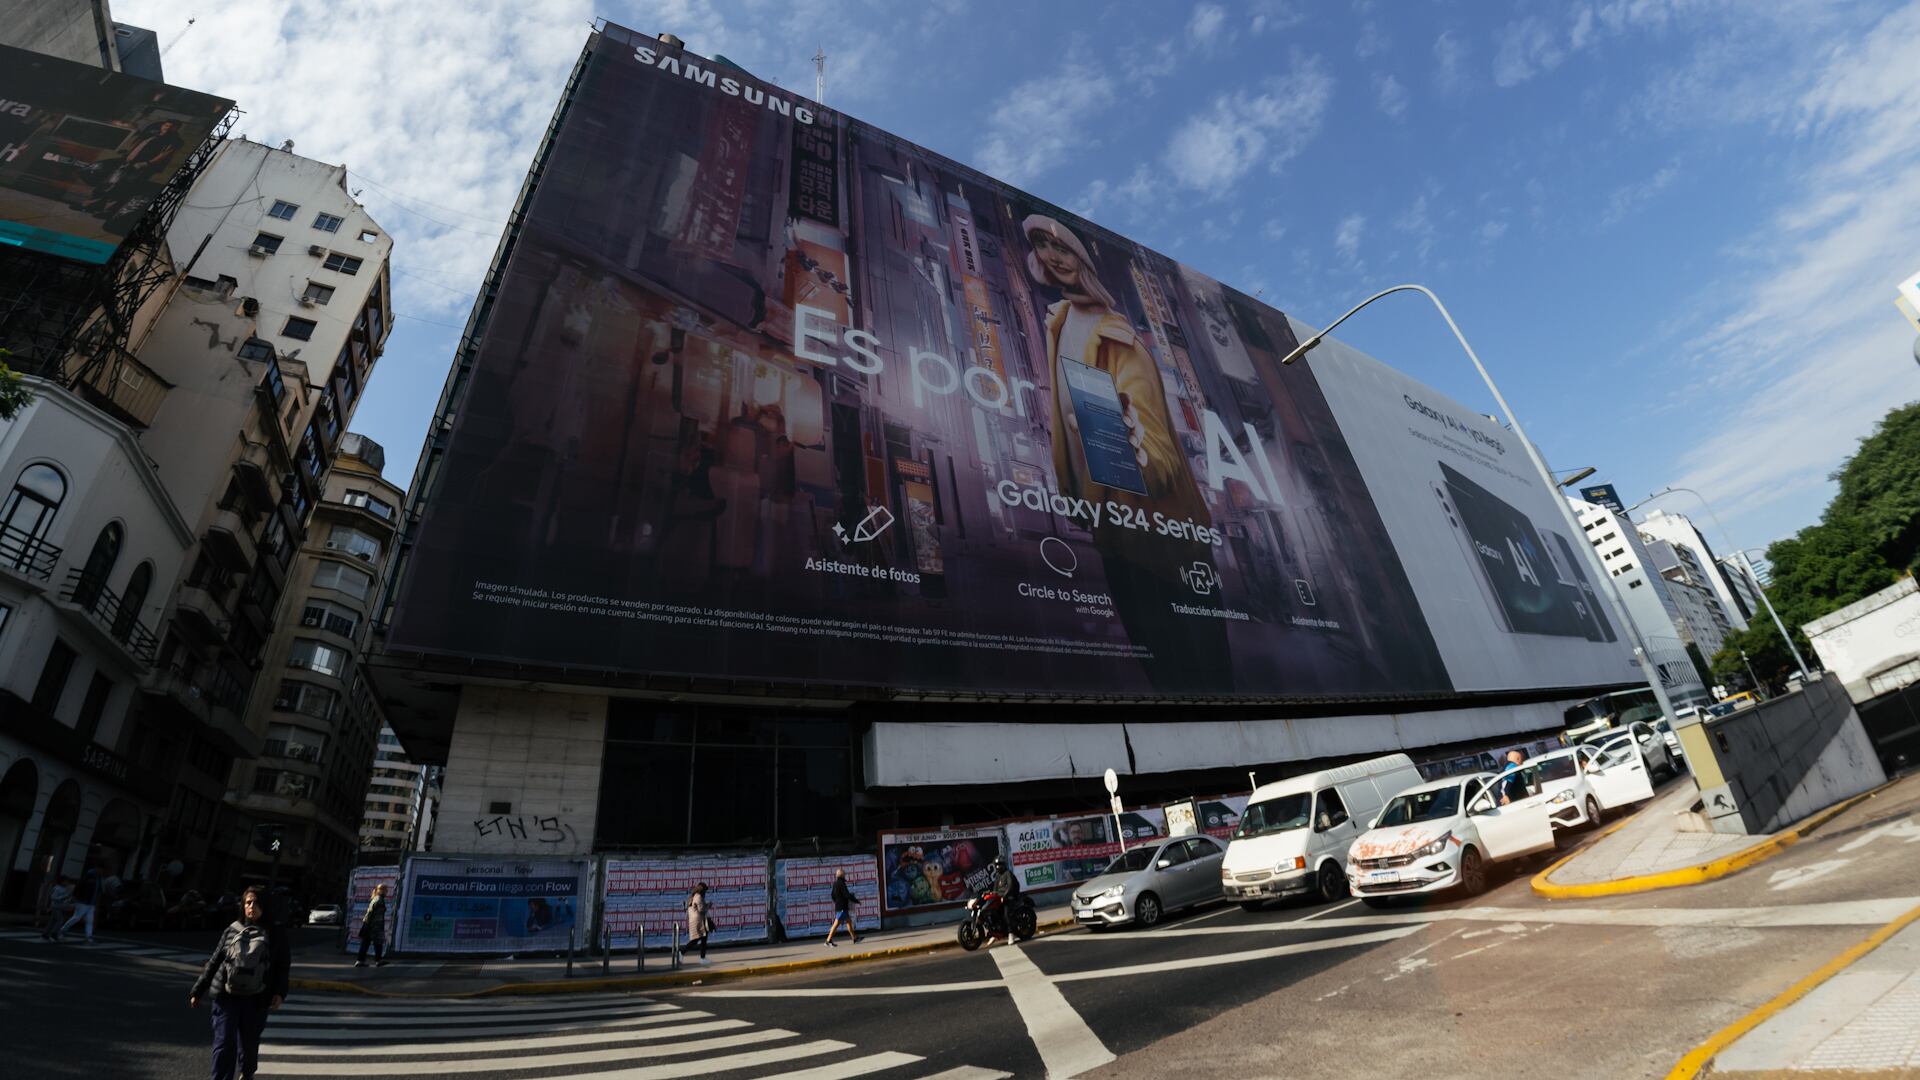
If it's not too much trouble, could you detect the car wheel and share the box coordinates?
[1459,846,1487,897]
[1585,795,1604,829]
[1316,862,1347,903]
[1134,892,1162,929]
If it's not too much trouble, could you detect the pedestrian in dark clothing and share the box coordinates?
[824,869,861,947]
[40,876,71,940]
[58,866,101,942]
[190,886,291,1080]
[354,883,389,968]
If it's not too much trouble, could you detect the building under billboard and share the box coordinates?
[370,23,1640,854]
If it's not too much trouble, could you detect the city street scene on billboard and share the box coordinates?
[388,25,1630,700]
[0,44,231,264]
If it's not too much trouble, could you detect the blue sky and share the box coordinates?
[123,0,1920,553]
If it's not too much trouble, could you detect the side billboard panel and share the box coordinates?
[387,25,1630,701]
[0,44,231,264]
[603,855,769,948]
[774,855,880,937]
[394,857,592,955]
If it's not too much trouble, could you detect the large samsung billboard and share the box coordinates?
[0,44,231,264]
[387,24,1635,701]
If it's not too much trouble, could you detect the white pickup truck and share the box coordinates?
[1346,772,1557,903]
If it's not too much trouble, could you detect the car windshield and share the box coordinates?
[1103,846,1160,874]
[1534,756,1579,782]
[1235,793,1312,837]
[1377,786,1461,827]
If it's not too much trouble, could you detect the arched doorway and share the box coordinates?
[24,779,81,912]
[0,759,37,909]
[91,798,141,882]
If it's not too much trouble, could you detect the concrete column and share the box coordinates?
[439,687,604,855]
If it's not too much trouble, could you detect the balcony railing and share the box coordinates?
[150,658,247,714]
[0,523,61,580]
[261,739,325,765]
[59,567,158,665]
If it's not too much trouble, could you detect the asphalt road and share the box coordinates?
[6,772,1916,1079]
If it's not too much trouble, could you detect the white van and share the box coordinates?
[1220,753,1426,908]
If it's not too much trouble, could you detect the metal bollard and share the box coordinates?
[602,924,609,974]
[672,924,682,970]
[637,924,645,972]
[566,928,575,975]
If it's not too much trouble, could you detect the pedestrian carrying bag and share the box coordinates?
[224,924,271,996]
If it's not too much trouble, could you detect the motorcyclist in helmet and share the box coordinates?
[984,856,1020,943]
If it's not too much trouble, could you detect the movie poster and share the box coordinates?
[878,826,1004,913]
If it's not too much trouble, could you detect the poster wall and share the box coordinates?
[1006,808,1169,892]
[343,866,399,954]
[775,855,880,937]
[604,855,768,949]
[879,826,1005,913]
[0,44,230,264]
[385,24,1649,707]
[395,857,592,954]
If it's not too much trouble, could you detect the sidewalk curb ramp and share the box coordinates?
[289,915,1080,998]
[1531,781,1894,900]
[1665,899,1920,1079]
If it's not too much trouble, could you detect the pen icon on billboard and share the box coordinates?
[833,505,895,545]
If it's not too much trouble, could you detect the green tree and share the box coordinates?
[1761,518,1897,629]
[0,348,33,421]
[1710,621,1795,692]
[1825,401,1920,571]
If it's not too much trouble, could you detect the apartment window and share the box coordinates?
[357,229,378,243]
[31,640,78,715]
[342,489,394,520]
[2,463,66,570]
[312,211,343,233]
[327,526,380,563]
[321,252,363,275]
[287,637,346,678]
[251,231,283,253]
[237,338,276,366]
[274,680,338,722]
[312,561,372,601]
[267,199,299,220]
[0,603,11,644]
[74,673,114,742]
[1628,579,1644,589]
[282,316,317,341]
[265,723,326,764]
[302,281,335,305]
[300,598,359,638]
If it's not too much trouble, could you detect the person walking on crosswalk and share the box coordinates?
[56,866,101,943]
[355,883,390,968]
[685,882,714,965]
[190,885,291,1080]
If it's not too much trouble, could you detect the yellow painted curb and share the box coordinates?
[1531,782,1891,900]
[1666,899,1920,1079]
[289,917,1079,999]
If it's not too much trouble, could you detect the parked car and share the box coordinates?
[1070,834,1227,929]
[1586,720,1678,779]
[306,903,343,927]
[1506,743,1655,833]
[1347,773,1557,903]
[1655,717,1686,764]
[1221,754,1425,909]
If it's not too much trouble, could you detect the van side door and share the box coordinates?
[1313,787,1355,867]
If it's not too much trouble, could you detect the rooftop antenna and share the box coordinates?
[161,16,196,59]
[813,47,826,104]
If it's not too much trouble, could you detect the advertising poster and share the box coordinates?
[774,855,880,937]
[879,826,1004,913]
[1193,795,1248,841]
[0,44,231,264]
[1301,329,1636,694]
[604,855,768,949]
[387,24,1557,705]
[1005,807,1172,891]
[342,865,399,954]
[396,858,590,954]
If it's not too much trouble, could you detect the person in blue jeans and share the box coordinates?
[190,886,291,1080]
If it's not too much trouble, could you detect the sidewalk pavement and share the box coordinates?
[1540,782,1764,888]
[1706,906,1920,1077]
[292,903,1078,996]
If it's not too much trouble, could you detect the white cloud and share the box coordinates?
[1374,72,1409,119]
[974,62,1118,186]
[1164,53,1333,195]
[1479,219,1509,243]
[1263,218,1289,241]
[1250,0,1308,34]
[1493,16,1567,87]
[1188,3,1229,46]
[1333,213,1366,265]
[1598,162,1680,226]
[1433,30,1470,94]
[1355,19,1389,60]
[1392,195,1435,262]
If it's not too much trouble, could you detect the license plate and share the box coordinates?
[1364,870,1400,885]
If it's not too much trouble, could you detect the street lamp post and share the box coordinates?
[1279,284,1681,723]
[1624,487,1812,682]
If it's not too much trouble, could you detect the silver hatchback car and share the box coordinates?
[1070,835,1227,929]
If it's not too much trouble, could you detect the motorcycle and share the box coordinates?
[957,890,1037,951]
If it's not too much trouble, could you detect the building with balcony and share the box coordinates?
[0,379,193,908]
[1637,509,1757,631]
[1571,497,1712,708]
[359,725,434,854]
[218,433,403,901]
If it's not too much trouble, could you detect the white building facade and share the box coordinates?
[1571,498,1711,707]
[1637,509,1754,631]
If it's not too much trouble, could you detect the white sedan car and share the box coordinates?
[1347,773,1557,902]
[1502,742,1655,832]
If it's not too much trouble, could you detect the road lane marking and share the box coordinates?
[1172,904,1236,927]
[991,944,1115,1078]
[1769,860,1852,891]
[1050,924,1422,982]
[1296,898,1361,921]
[267,1003,679,1027]
[272,998,670,1018]
[1049,897,1920,936]
[541,1040,852,1079]
[259,1017,742,1057]
[693,980,1007,998]
[917,1069,1016,1080]
[254,1011,708,1041]
[256,1028,796,1075]
[754,1051,925,1078]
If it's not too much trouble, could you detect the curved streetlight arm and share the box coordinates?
[1282,284,1683,724]
[1627,487,1811,682]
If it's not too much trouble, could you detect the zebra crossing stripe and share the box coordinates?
[276,992,654,1013]
[915,1069,1016,1080]
[540,1040,855,1080]
[267,1002,678,1027]
[260,1016,744,1058]
[753,1051,925,1079]
[272,997,667,1018]
[256,1028,800,1076]
[258,1008,693,1042]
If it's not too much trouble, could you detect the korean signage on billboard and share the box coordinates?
[387,25,1633,702]
[0,44,230,264]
